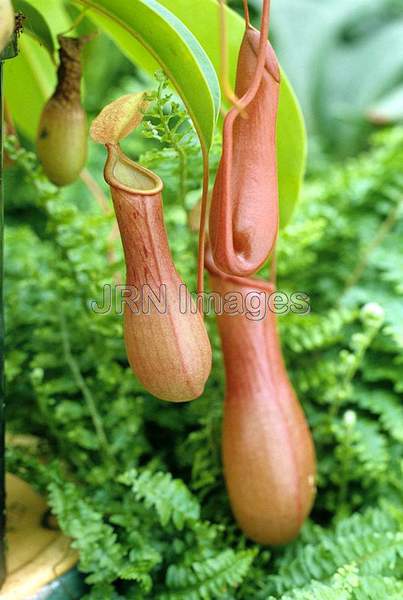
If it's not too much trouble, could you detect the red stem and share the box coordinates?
[237,0,270,113]
[197,148,210,303]
[242,0,251,28]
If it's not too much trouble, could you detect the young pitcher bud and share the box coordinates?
[104,144,211,402]
[209,26,280,277]
[0,0,14,53]
[207,255,316,544]
[37,35,88,186]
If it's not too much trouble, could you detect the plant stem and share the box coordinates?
[219,0,244,113]
[329,323,381,419]
[177,146,187,205]
[59,313,114,464]
[197,148,210,300]
[61,8,90,38]
[80,168,110,214]
[344,198,402,292]
[336,426,355,517]
[79,169,123,282]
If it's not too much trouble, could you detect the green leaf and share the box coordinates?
[157,0,306,226]
[7,0,305,224]
[73,0,221,151]
[277,79,307,226]
[13,0,55,59]
[4,34,55,139]
[162,549,256,600]
[119,469,200,530]
[22,0,72,39]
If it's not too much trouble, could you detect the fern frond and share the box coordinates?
[278,581,349,600]
[178,410,222,497]
[49,480,162,589]
[333,506,396,537]
[281,308,356,354]
[277,217,327,278]
[48,482,125,585]
[119,469,200,529]
[268,507,403,596]
[352,575,403,600]
[278,568,403,600]
[294,358,339,395]
[337,418,389,479]
[83,582,126,600]
[353,386,403,442]
[140,71,199,204]
[159,549,256,600]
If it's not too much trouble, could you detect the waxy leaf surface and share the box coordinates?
[75,0,221,151]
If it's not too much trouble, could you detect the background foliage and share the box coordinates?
[257,0,403,158]
[4,0,403,598]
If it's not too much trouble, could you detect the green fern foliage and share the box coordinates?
[277,572,403,600]
[353,387,403,443]
[160,550,256,600]
[267,507,403,598]
[4,77,403,598]
[281,308,356,354]
[119,469,200,529]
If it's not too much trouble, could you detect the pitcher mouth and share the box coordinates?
[104,143,163,196]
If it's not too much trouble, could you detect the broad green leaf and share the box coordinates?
[13,0,55,59]
[6,0,305,225]
[276,80,306,226]
[4,34,55,139]
[81,0,306,226]
[73,0,221,151]
[22,0,72,40]
[157,0,306,227]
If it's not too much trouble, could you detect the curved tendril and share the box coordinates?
[197,148,210,305]
[219,0,269,116]
[242,0,251,27]
[219,0,245,114]
[237,0,270,114]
